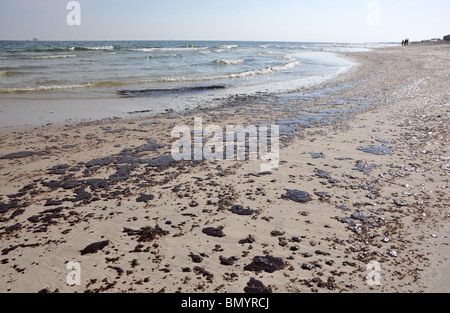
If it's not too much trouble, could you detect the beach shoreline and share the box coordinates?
[0,44,448,293]
[0,40,362,129]
[0,54,356,129]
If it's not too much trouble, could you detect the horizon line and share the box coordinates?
[0,39,398,44]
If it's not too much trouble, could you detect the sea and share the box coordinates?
[0,41,394,126]
[0,41,395,97]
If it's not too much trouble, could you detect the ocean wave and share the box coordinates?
[1,60,301,94]
[0,71,25,77]
[279,54,296,62]
[216,44,239,49]
[129,48,157,52]
[148,60,301,83]
[20,46,115,53]
[28,54,77,60]
[22,48,67,53]
[0,83,97,94]
[1,65,46,71]
[258,51,273,55]
[70,45,115,51]
[213,59,244,66]
[0,80,127,94]
[130,47,207,52]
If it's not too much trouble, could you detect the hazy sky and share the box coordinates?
[0,0,448,42]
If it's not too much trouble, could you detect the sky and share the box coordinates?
[0,0,448,42]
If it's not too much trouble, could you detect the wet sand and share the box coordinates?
[0,44,449,293]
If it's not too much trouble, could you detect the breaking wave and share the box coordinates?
[22,46,115,53]
[27,54,77,60]
[216,44,239,49]
[130,47,208,52]
[69,45,115,51]
[146,60,300,83]
[0,71,24,77]
[213,59,244,65]
[0,60,301,94]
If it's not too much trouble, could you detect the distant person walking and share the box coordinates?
[402,40,404,46]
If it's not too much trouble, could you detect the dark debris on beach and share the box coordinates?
[1,51,449,294]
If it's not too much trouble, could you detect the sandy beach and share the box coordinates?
[0,44,448,293]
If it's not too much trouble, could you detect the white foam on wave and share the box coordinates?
[148,60,301,83]
[0,71,23,77]
[88,46,114,50]
[2,58,301,93]
[68,45,114,51]
[28,54,77,60]
[217,44,239,49]
[0,79,136,93]
[93,46,114,50]
[279,54,296,62]
[1,83,96,93]
[213,59,244,66]
[130,47,208,52]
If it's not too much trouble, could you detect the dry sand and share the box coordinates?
[0,44,448,293]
